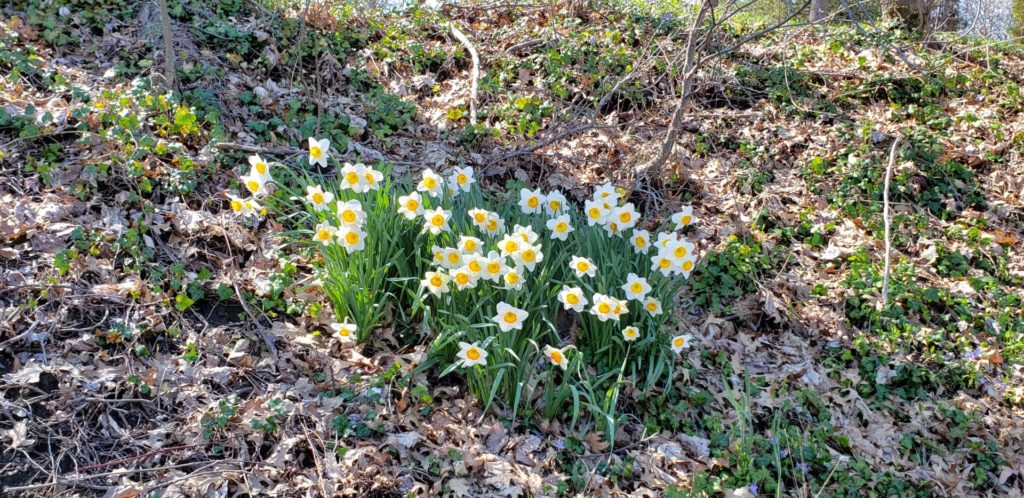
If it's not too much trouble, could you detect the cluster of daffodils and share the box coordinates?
[432,178,702,372]
[304,147,384,255]
[227,154,272,218]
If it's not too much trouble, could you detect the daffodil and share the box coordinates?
[492,301,528,331]
[457,341,488,367]
[240,172,268,197]
[546,215,573,241]
[612,203,640,231]
[305,185,334,211]
[308,137,330,167]
[544,345,568,370]
[313,222,337,245]
[503,266,525,290]
[449,166,475,193]
[667,239,695,262]
[464,254,484,276]
[422,207,451,235]
[512,243,543,272]
[330,320,357,343]
[227,193,258,217]
[421,270,451,297]
[621,273,652,301]
[603,219,623,236]
[248,154,272,182]
[629,229,650,254]
[544,190,567,215]
[557,286,587,312]
[611,297,629,319]
[671,206,695,230]
[655,232,678,250]
[397,192,424,220]
[675,256,696,278]
[518,188,544,214]
[569,256,596,278]
[584,199,609,226]
[242,198,264,218]
[417,168,444,198]
[483,213,505,236]
[363,165,384,190]
[430,245,445,264]
[451,266,479,290]
[622,326,640,342]
[340,162,370,193]
[670,334,694,353]
[458,236,483,255]
[337,226,366,253]
[468,208,491,228]
[643,297,663,316]
[439,247,464,269]
[497,234,522,256]
[513,224,539,244]
[593,183,619,204]
[589,293,617,321]
[336,200,366,227]
[651,252,674,277]
[480,251,508,282]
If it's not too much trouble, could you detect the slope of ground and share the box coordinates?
[1,1,1023,496]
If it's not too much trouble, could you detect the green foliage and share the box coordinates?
[690,235,776,312]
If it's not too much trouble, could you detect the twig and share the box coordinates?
[210,142,305,156]
[484,123,610,171]
[881,137,901,309]
[450,25,481,125]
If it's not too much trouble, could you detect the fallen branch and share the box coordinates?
[881,137,901,309]
[450,25,481,125]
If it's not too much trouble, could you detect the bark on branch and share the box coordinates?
[634,0,713,180]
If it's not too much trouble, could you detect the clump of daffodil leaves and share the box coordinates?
[228,137,698,431]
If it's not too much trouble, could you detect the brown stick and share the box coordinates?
[634,0,713,180]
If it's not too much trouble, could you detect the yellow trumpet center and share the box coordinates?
[310,146,323,158]
[468,260,481,272]
[431,215,445,227]
[659,258,671,269]
[674,337,685,348]
[549,200,560,211]
[683,260,693,271]
[646,302,658,312]
[635,237,647,247]
[550,351,563,364]
[597,302,611,314]
[674,246,688,258]
[406,199,419,211]
[345,172,359,185]
[255,162,267,174]
[342,210,357,223]
[247,180,260,193]
[503,311,518,324]
[430,276,442,287]
[620,212,632,223]
[630,282,643,293]
[466,348,480,360]
[456,273,469,285]
[588,208,601,219]
[345,231,359,244]
[522,250,535,262]
[556,222,567,232]
[457,173,468,185]
[312,192,324,204]
[447,253,461,265]
[424,177,437,189]
[577,261,590,272]
[230,200,243,212]
[566,293,579,305]
[487,262,501,274]
[527,196,539,208]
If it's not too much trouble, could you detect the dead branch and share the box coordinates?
[450,25,481,125]
[634,0,713,181]
[882,137,901,308]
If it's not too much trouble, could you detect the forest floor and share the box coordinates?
[1,1,1024,496]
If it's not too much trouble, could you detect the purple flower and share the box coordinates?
[965,348,982,360]
[749,483,758,496]
[588,36,597,44]
[779,449,789,458]
[553,438,566,450]
[797,462,810,474]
